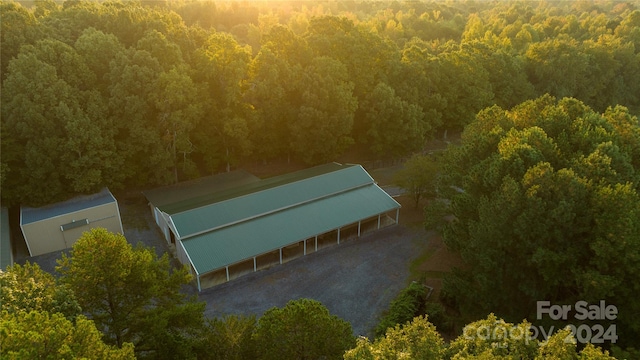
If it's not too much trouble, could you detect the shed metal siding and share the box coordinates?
[20,189,123,257]
[182,183,400,275]
[21,202,123,257]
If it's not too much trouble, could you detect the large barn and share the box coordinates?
[20,188,124,257]
[144,163,401,291]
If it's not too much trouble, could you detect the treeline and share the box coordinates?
[1,229,619,359]
[431,96,640,352]
[1,0,639,206]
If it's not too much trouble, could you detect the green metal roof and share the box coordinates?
[182,182,400,275]
[171,163,372,239]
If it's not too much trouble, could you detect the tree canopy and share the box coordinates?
[252,298,356,360]
[393,153,440,208]
[434,95,640,349]
[346,314,617,360]
[0,259,133,359]
[2,0,639,206]
[56,228,206,359]
[1,0,639,356]
[1,310,135,360]
[0,262,80,320]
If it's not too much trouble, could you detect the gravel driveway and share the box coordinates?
[198,224,429,337]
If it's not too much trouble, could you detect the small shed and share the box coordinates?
[20,188,123,257]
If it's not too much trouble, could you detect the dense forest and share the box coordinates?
[2,0,639,206]
[2,0,640,358]
[432,95,640,355]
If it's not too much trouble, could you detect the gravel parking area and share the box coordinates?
[198,224,429,337]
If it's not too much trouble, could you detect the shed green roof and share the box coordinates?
[171,163,372,239]
[183,182,400,275]
[167,164,401,276]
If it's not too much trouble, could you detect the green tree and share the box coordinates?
[150,65,204,183]
[0,262,80,320]
[253,298,355,360]
[374,281,429,337]
[305,16,402,149]
[614,10,640,54]
[392,40,444,137]
[436,46,494,132]
[289,56,358,164]
[462,40,535,109]
[56,228,206,359]
[347,314,617,359]
[107,47,172,186]
[193,32,253,172]
[136,29,184,72]
[74,27,125,93]
[446,314,538,359]
[195,315,257,360]
[525,36,589,98]
[393,154,439,208]
[1,311,135,360]
[245,47,297,162]
[360,82,428,158]
[33,0,59,19]
[448,315,617,359]
[438,96,640,348]
[0,1,42,79]
[262,24,312,67]
[1,39,121,206]
[345,315,444,360]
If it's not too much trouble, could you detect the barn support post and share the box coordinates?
[377,214,381,229]
[303,240,306,255]
[253,257,257,272]
[358,220,361,237]
[197,275,201,292]
[337,228,341,244]
[225,266,230,282]
[279,248,283,264]
[395,208,399,224]
[315,235,318,251]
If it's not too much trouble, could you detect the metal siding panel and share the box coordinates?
[22,203,123,256]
